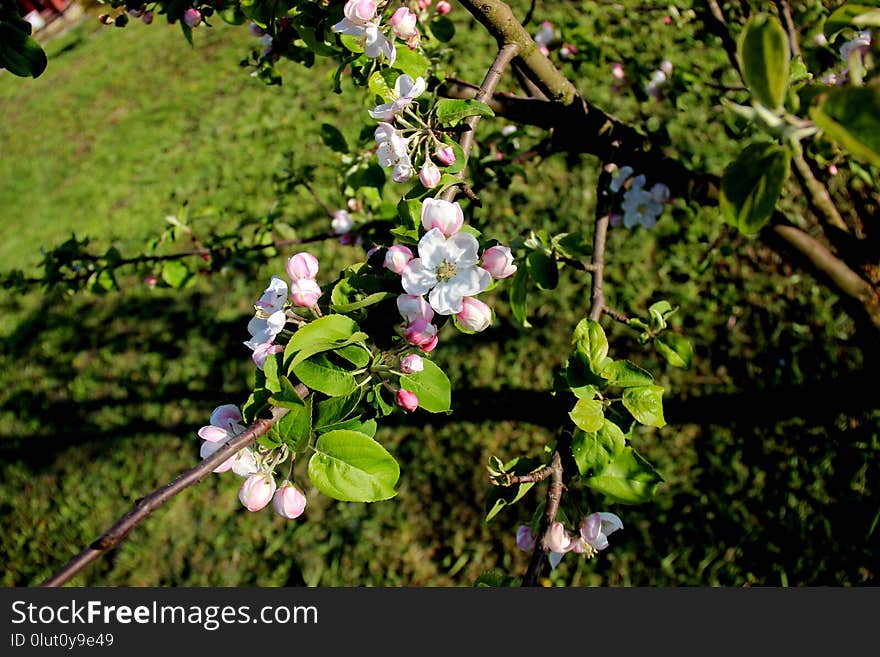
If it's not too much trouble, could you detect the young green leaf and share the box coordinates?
[291,352,358,397]
[810,86,880,168]
[571,421,627,477]
[720,141,790,235]
[569,398,605,432]
[738,13,790,111]
[655,333,693,369]
[308,430,400,502]
[622,385,666,428]
[433,98,495,127]
[601,360,654,388]
[586,447,664,504]
[526,250,559,290]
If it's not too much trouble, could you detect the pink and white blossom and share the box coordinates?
[455,297,492,332]
[273,481,307,519]
[375,122,413,182]
[516,525,536,552]
[239,473,277,512]
[397,293,435,324]
[197,404,247,474]
[290,278,322,307]
[403,318,439,352]
[579,512,624,551]
[384,245,414,274]
[286,252,320,281]
[400,353,424,374]
[244,276,288,350]
[182,7,201,28]
[332,209,354,235]
[396,388,419,412]
[481,245,517,279]
[343,0,376,24]
[534,20,554,55]
[368,74,426,120]
[419,160,442,188]
[389,7,418,40]
[401,228,492,315]
[436,0,451,15]
[435,146,456,166]
[251,341,284,370]
[421,198,464,236]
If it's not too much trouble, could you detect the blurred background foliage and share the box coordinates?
[1,0,877,586]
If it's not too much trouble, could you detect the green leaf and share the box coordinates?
[720,141,790,235]
[284,314,359,367]
[330,291,395,314]
[586,447,664,504]
[429,16,455,42]
[573,319,609,371]
[287,333,369,370]
[368,68,396,102]
[399,359,451,413]
[320,123,348,153]
[242,388,273,425]
[811,86,880,168]
[484,457,543,522]
[571,421,627,476]
[308,430,400,502]
[369,383,396,417]
[474,569,518,587]
[655,334,693,369]
[391,46,429,79]
[269,395,313,453]
[824,4,880,39]
[526,251,559,290]
[622,385,666,428]
[738,13,790,111]
[314,388,364,429]
[433,98,495,127]
[292,352,358,397]
[318,417,377,438]
[0,23,47,78]
[601,360,654,388]
[161,260,191,289]
[262,352,283,393]
[569,398,605,432]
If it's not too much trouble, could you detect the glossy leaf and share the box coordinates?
[811,86,880,168]
[399,359,451,413]
[586,447,664,504]
[569,398,605,432]
[433,99,495,127]
[291,352,358,397]
[738,13,790,110]
[655,333,693,369]
[602,360,654,388]
[571,421,627,477]
[308,430,400,502]
[720,141,790,235]
[622,385,666,428]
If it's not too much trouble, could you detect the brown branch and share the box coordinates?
[589,165,614,321]
[506,467,553,485]
[776,0,802,58]
[602,306,630,323]
[440,42,519,203]
[40,402,297,587]
[521,450,564,586]
[790,148,850,234]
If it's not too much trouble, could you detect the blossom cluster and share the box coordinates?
[517,512,623,568]
[196,404,308,519]
[609,166,671,229]
[380,197,516,351]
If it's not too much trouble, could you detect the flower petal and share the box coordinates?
[548,551,567,570]
[198,425,231,443]
[417,228,448,269]
[210,404,243,429]
[447,265,492,298]
[401,259,437,296]
[429,281,465,315]
[444,231,480,266]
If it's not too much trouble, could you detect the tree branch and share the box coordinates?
[40,402,295,587]
[521,450,563,586]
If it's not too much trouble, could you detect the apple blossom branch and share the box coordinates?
[40,402,296,587]
[520,450,564,587]
[443,3,880,333]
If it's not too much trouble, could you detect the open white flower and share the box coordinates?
[244,276,288,350]
[401,228,492,315]
[369,74,426,120]
[621,175,663,228]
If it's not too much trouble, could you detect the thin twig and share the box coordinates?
[776,0,802,58]
[506,467,553,485]
[440,43,520,203]
[589,166,614,321]
[602,306,630,323]
[790,147,850,234]
[40,401,299,587]
[521,451,563,586]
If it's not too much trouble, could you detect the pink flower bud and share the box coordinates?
[182,8,201,28]
[455,297,492,332]
[421,198,464,236]
[660,60,673,76]
[435,146,456,166]
[289,278,322,307]
[481,245,517,279]
[239,473,276,512]
[611,62,625,80]
[417,0,432,8]
[142,10,153,24]
[344,0,377,23]
[516,525,536,551]
[390,7,418,39]
[332,209,354,235]
[404,318,439,352]
[828,164,838,175]
[400,353,424,374]
[436,1,452,14]
[144,275,157,286]
[384,245,414,274]
[419,160,442,189]
[251,341,284,370]
[286,252,320,281]
[273,481,307,519]
[545,521,573,553]
[396,388,419,412]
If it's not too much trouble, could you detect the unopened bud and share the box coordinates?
[396,388,419,412]
[239,473,276,512]
[273,481,307,519]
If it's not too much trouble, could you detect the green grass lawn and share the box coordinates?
[1,2,877,587]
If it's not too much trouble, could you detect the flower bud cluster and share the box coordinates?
[516,512,623,568]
